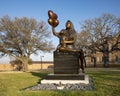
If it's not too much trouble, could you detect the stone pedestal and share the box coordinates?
[54,51,79,74]
[45,51,85,80]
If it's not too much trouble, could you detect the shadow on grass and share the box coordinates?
[20,71,49,91]
[30,69,53,78]
[30,69,53,82]
[31,72,47,78]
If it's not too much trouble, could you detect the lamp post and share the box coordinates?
[40,56,44,69]
[103,37,109,67]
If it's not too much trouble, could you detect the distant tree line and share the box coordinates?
[76,14,120,67]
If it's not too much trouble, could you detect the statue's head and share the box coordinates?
[65,20,75,30]
[66,20,71,29]
[65,20,77,39]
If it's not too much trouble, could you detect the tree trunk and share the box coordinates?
[106,52,109,67]
[93,57,96,68]
[23,62,28,71]
[103,52,109,68]
[22,57,29,72]
[84,57,87,68]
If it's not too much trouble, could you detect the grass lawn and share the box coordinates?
[0,68,120,96]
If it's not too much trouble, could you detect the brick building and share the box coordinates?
[85,32,120,66]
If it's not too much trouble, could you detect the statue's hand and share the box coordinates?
[48,10,59,27]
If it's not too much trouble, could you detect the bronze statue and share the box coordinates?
[48,10,85,73]
[52,20,77,52]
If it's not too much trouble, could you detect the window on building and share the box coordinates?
[91,57,93,62]
[102,56,105,64]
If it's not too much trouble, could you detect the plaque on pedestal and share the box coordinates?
[54,51,80,74]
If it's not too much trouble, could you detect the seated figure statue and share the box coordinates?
[48,10,85,73]
[52,20,77,52]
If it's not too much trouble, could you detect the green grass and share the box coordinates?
[0,68,120,96]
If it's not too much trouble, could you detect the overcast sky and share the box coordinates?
[0,0,120,63]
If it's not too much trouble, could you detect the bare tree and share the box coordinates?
[0,15,54,71]
[76,30,90,67]
[77,14,120,67]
